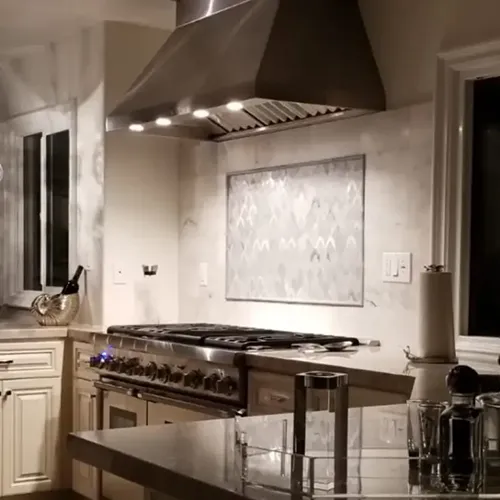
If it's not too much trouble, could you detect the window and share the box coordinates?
[433,41,500,345]
[22,129,70,292]
[468,77,500,336]
[23,133,42,291]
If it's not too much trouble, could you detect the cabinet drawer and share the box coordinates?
[0,341,63,379]
[248,370,409,416]
[248,371,294,414]
[73,342,97,380]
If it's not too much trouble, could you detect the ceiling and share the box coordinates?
[0,0,176,54]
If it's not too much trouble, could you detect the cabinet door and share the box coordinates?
[103,391,147,500]
[72,378,97,500]
[3,377,61,496]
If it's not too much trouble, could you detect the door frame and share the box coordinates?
[432,39,500,356]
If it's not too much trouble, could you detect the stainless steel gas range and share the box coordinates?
[89,323,359,412]
[83,323,360,500]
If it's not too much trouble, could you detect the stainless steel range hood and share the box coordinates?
[108,0,385,141]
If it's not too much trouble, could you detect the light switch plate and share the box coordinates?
[382,252,412,283]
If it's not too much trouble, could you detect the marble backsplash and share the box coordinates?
[226,155,365,306]
[178,103,433,346]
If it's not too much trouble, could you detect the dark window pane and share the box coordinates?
[45,130,69,287]
[23,133,42,291]
[468,77,500,335]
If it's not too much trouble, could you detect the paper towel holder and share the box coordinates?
[424,264,445,272]
[403,264,458,365]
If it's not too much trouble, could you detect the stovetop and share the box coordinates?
[106,323,359,350]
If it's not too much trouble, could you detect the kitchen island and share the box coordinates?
[67,403,498,499]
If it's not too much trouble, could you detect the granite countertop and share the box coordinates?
[246,346,416,394]
[0,322,68,340]
[68,403,497,499]
[66,325,500,400]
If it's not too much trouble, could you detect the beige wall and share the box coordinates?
[104,21,169,115]
[360,0,500,108]
[103,132,179,325]
[102,22,179,326]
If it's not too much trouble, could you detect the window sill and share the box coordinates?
[6,291,44,310]
[456,336,500,369]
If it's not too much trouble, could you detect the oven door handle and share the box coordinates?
[140,390,246,419]
[94,379,139,397]
[93,379,246,419]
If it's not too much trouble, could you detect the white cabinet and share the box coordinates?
[2,377,61,496]
[72,378,97,500]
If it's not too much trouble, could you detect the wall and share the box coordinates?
[178,104,433,347]
[102,132,179,325]
[102,22,178,326]
[360,0,500,108]
[0,26,105,324]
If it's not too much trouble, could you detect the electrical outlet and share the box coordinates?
[199,262,208,287]
[382,253,412,283]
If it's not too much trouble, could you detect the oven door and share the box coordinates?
[142,391,244,500]
[101,387,147,500]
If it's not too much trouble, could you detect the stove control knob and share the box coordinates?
[157,364,171,383]
[184,369,204,388]
[133,363,145,377]
[117,358,130,373]
[89,355,100,368]
[124,358,140,375]
[102,356,114,370]
[170,369,184,384]
[216,376,238,396]
[109,357,124,372]
[203,373,221,392]
[144,362,158,380]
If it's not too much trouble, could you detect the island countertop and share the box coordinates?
[68,403,498,500]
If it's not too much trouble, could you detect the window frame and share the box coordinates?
[432,40,500,359]
[6,101,77,308]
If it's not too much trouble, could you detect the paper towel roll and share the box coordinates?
[418,269,456,362]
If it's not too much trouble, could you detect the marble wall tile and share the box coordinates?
[178,104,433,346]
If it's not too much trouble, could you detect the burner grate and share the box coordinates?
[106,323,359,350]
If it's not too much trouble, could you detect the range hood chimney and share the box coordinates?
[108,0,385,141]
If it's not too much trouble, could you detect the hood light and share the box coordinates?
[226,101,244,111]
[257,126,267,132]
[155,117,172,127]
[129,123,144,132]
[193,109,210,119]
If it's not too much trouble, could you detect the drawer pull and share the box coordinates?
[267,393,289,403]
[0,360,13,366]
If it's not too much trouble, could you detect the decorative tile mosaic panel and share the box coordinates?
[226,155,365,306]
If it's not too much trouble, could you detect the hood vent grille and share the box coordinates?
[210,99,347,134]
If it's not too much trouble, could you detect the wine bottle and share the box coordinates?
[61,265,84,295]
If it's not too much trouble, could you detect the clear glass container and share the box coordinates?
[477,392,500,493]
[439,393,484,492]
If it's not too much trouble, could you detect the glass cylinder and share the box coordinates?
[439,393,484,493]
[292,371,349,495]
